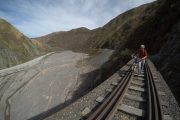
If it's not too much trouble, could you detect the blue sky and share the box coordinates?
[0,0,154,38]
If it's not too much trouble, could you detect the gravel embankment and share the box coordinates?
[44,60,133,120]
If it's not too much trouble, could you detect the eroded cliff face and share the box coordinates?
[0,19,42,68]
[152,19,180,104]
[112,0,180,105]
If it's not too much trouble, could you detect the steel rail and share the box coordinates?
[86,60,163,120]
[87,65,134,120]
[145,62,163,120]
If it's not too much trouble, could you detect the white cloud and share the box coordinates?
[0,0,155,37]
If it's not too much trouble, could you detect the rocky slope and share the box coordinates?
[0,18,41,69]
[110,0,180,105]
[35,27,92,52]
[95,0,180,105]
[32,39,50,52]
[151,20,180,105]
[86,0,180,105]
[88,2,159,49]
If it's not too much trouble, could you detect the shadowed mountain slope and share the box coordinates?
[98,0,180,105]
[111,0,180,104]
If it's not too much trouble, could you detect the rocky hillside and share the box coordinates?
[32,39,50,52]
[110,0,180,105]
[88,2,159,49]
[35,27,92,52]
[81,0,180,105]
[151,20,180,105]
[94,0,180,105]
[0,18,41,68]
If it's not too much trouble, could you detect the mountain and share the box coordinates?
[88,2,159,49]
[94,0,180,104]
[0,18,42,68]
[35,27,92,52]
[35,2,158,52]
[96,0,180,104]
[110,0,180,104]
[32,39,50,52]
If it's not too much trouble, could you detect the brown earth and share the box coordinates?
[35,27,93,52]
[0,18,44,69]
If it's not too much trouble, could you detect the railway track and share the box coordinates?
[86,60,163,120]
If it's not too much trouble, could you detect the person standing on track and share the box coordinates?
[134,45,148,74]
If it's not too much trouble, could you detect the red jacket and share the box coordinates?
[136,49,147,59]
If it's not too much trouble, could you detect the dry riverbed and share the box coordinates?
[0,49,113,120]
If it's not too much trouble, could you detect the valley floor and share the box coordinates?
[0,49,113,120]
